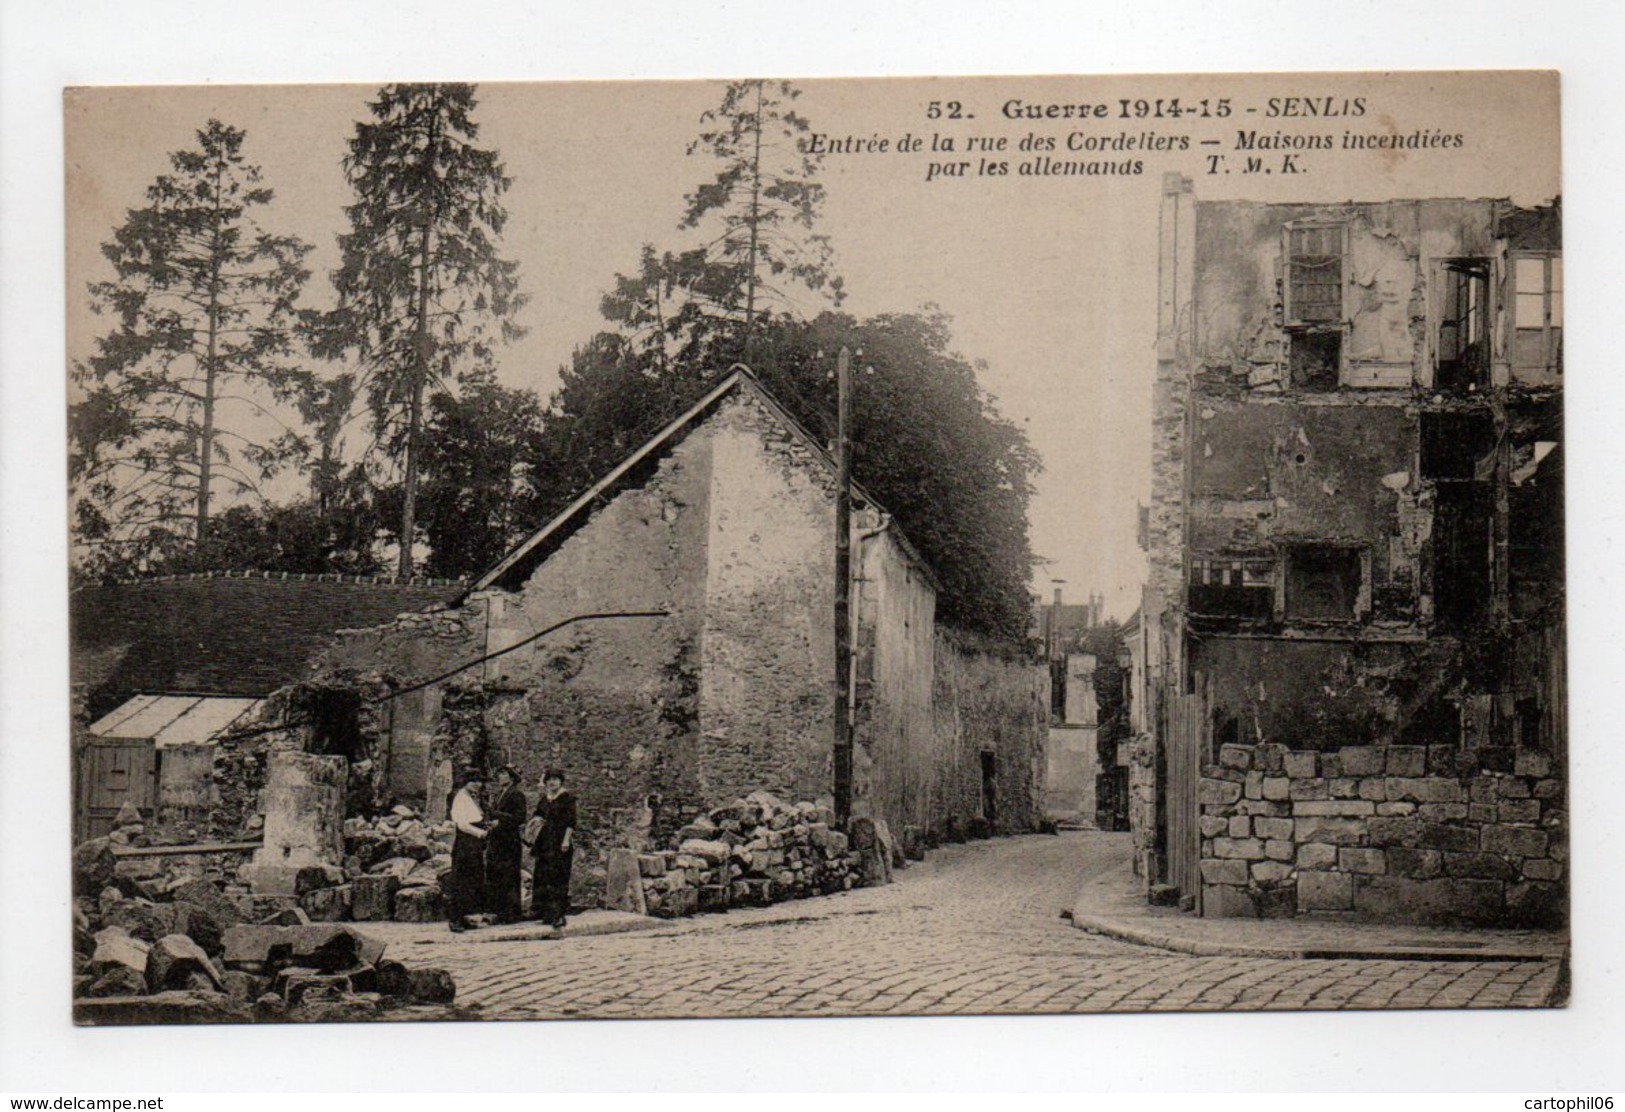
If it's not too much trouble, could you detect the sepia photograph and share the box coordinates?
[60,69,1568,1030]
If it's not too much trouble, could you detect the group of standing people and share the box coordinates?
[445,765,576,932]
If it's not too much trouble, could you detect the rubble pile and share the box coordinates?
[339,804,462,923]
[623,792,871,919]
[71,807,461,1023]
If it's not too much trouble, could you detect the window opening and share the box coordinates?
[1189,558,1276,619]
[1284,545,1363,621]
[1421,411,1496,481]
[1436,260,1490,391]
[1289,330,1342,390]
[1287,225,1344,324]
[1511,254,1563,378]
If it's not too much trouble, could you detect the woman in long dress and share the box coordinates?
[483,765,527,923]
[446,771,488,932]
[528,767,577,928]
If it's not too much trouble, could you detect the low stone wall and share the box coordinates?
[606,792,886,918]
[1197,743,1566,927]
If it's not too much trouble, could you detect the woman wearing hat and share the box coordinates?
[528,767,576,928]
[483,765,528,924]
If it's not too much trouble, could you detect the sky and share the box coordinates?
[65,73,1558,619]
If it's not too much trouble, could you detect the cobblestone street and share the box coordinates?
[370,832,1563,1019]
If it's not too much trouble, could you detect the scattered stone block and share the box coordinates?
[146,934,223,992]
[604,849,648,916]
[86,966,153,998]
[73,838,119,897]
[392,885,444,922]
[301,884,353,922]
[350,875,400,922]
[407,968,456,1004]
[90,927,151,978]
[243,864,344,898]
[1147,883,1181,907]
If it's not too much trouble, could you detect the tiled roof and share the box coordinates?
[71,571,463,714]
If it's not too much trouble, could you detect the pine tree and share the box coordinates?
[319,83,526,577]
[69,120,313,577]
[605,80,842,368]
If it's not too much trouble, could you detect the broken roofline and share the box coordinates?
[464,364,940,599]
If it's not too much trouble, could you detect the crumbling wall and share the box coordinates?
[855,522,938,834]
[1190,197,1497,392]
[698,391,842,804]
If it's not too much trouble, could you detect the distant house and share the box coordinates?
[297,368,1048,901]
[70,572,462,837]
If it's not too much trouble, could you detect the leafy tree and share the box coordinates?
[415,370,547,578]
[70,119,314,577]
[604,80,842,367]
[160,495,387,577]
[319,83,527,578]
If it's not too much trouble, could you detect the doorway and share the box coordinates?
[980,750,997,831]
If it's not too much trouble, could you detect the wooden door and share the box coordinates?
[79,737,156,840]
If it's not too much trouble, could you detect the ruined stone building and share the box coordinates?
[300,369,1048,902]
[1130,174,1564,925]
[70,573,462,838]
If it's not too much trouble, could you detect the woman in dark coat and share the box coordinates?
[446,770,488,932]
[483,766,527,923]
[528,767,577,927]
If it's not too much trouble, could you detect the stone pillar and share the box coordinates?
[245,750,347,896]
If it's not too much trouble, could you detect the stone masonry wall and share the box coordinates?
[929,630,1048,838]
[1198,742,1565,927]
[698,391,842,805]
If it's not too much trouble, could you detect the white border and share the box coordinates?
[5,0,1624,1094]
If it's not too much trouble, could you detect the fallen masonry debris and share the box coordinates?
[71,806,468,1024]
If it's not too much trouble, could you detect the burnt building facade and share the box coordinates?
[1131,175,1564,925]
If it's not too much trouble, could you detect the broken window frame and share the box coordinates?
[1187,556,1278,620]
[1508,252,1562,379]
[1281,221,1348,392]
[1283,222,1348,326]
[1282,543,1368,624]
[1433,258,1492,392]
